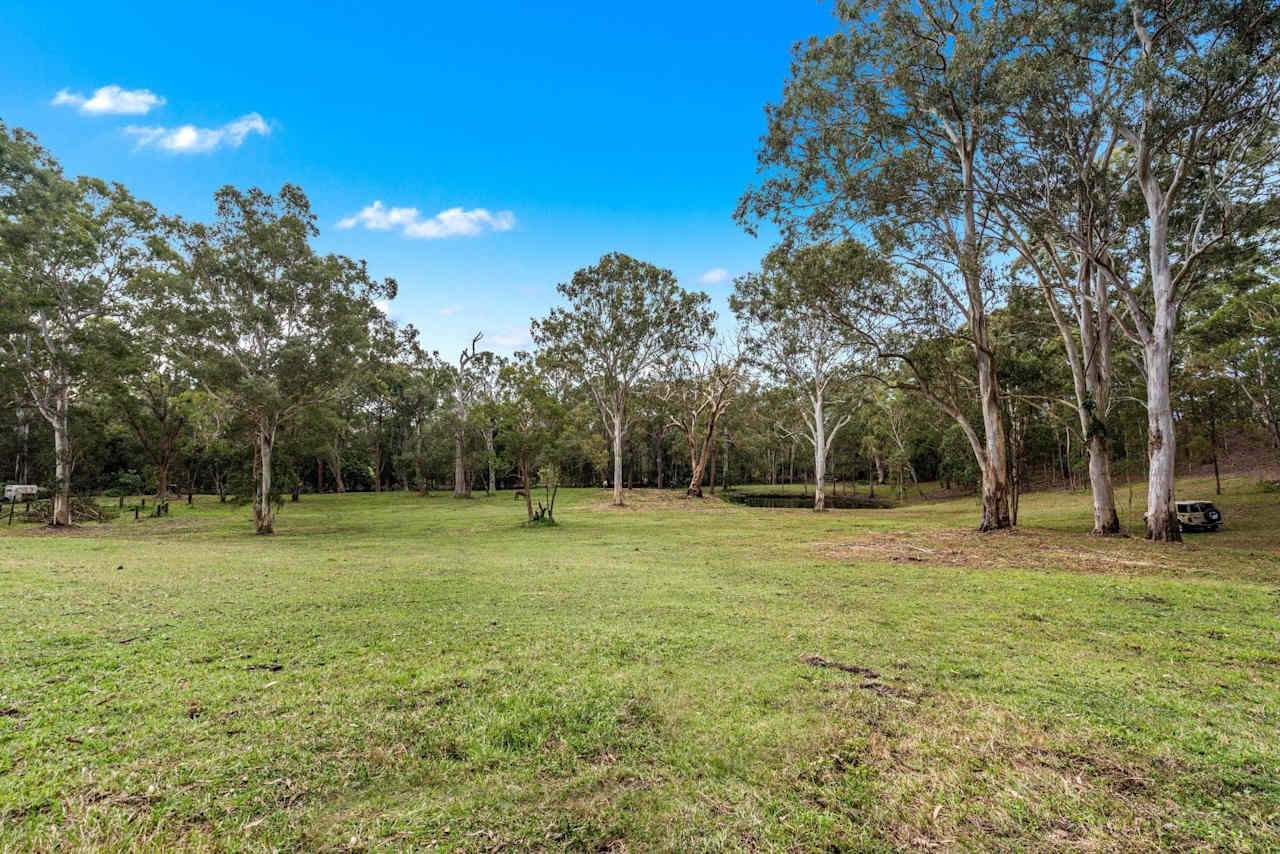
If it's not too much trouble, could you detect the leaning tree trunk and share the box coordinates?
[686,430,708,498]
[255,426,275,535]
[520,456,535,521]
[611,411,624,506]
[50,387,72,527]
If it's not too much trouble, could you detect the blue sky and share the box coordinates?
[0,0,838,355]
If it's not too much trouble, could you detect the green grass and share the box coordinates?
[1,476,1278,851]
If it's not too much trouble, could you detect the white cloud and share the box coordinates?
[491,326,532,349]
[337,201,516,240]
[437,304,462,316]
[698,267,730,285]
[124,112,269,154]
[52,85,166,115]
[337,201,420,231]
[373,299,391,315]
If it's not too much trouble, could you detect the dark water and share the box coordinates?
[722,491,895,510]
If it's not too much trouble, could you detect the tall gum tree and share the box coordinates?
[450,333,489,498]
[0,125,159,525]
[175,184,393,534]
[738,0,1024,530]
[659,341,745,498]
[1095,1,1280,541]
[732,262,860,512]
[984,12,1127,534]
[531,252,712,506]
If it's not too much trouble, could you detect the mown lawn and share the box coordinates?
[1,476,1278,852]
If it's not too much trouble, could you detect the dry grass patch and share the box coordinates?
[792,683,1205,852]
[816,526,1279,582]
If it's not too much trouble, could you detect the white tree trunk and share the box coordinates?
[1134,158,1182,542]
[975,341,1011,531]
[812,392,826,512]
[612,410,624,506]
[1144,313,1180,541]
[453,425,467,498]
[485,429,496,495]
[51,387,71,527]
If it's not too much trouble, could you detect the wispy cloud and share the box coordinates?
[698,267,730,285]
[125,113,270,154]
[52,85,165,115]
[437,304,463,317]
[337,201,516,240]
[490,326,532,349]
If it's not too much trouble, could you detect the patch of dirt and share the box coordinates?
[813,527,1208,578]
[800,654,879,679]
[802,654,926,703]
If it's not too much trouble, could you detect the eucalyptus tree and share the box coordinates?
[355,316,419,492]
[989,0,1280,539]
[493,354,557,520]
[983,7,1128,533]
[531,252,713,506]
[398,340,450,494]
[1095,1,1280,540]
[449,332,491,497]
[174,184,394,534]
[732,258,862,512]
[107,364,190,499]
[659,340,745,497]
[470,350,507,496]
[738,0,1024,529]
[0,124,160,525]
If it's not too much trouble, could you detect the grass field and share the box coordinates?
[1,476,1278,852]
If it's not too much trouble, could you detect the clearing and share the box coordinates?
[1,475,1278,851]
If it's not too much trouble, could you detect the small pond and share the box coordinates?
[722,491,895,510]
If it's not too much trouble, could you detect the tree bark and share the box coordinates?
[611,410,624,506]
[1144,324,1180,541]
[812,393,826,512]
[973,318,1012,531]
[520,454,534,521]
[255,426,275,534]
[50,388,72,527]
[485,428,496,495]
[453,426,468,498]
[1087,433,1121,535]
